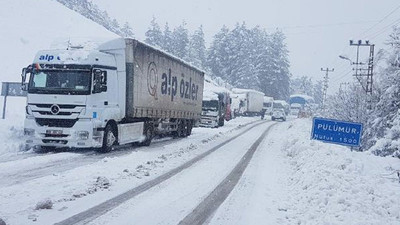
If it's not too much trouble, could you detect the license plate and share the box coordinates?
[46,130,63,135]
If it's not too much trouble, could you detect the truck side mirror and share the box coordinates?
[93,69,102,93]
[92,69,107,93]
[101,71,107,92]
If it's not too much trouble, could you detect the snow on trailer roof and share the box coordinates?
[274,100,289,106]
[290,94,314,101]
[232,88,264,95]
[264,96,274,102]
[99,38,206,76]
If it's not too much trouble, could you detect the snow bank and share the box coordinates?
[279,119,400,225]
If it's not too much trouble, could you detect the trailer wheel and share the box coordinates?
[140,123,153,146]
[186,121,193,136]
[99,124,116,153]
[178,120,186,137]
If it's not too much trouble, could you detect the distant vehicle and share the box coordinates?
[232,88,264,116]
[289,94,316,117]
[200,92,230,128]
[21,38,205,152]
[290,103,302,117]
[272,108,286,121]
[263,96,274,115]
[273,100,290,115]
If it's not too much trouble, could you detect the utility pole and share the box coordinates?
[349,40,375,95]
[321,67,334,109]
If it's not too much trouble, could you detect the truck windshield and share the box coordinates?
[202,100,219,111]
[28,70,91,95]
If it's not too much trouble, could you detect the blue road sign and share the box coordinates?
[311,117,363,147]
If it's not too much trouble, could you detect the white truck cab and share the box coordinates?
[23,46,126,150]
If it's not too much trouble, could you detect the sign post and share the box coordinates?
[2,83,8,119]
[311,117,363,147]
[1,82,27,119]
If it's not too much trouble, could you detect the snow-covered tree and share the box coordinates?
[170,21,190,59]
[290,76,314,96]
[365,26,400,157]
[264,30,291,99]
[207,25,231,80]
[145,17,163,48]
[162,23,174,54]
[121,22,134,38]
[188,26,207,69]
[56,0,133,37]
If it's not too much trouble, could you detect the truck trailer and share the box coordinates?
[232,88,264,116]
[21,38,204,152]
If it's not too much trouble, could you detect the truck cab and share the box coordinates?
[21,43,133,151]
[200,93,225,128]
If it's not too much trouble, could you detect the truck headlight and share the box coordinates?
[24,128,35,136]
[76,131,89,140]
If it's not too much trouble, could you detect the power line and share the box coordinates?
[360,4,400,38]
[265,20,379,31]
[331,69,353,83]
[367,18,400,39]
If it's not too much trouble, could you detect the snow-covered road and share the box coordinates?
[1,117,399,225]
[0,117,263,224]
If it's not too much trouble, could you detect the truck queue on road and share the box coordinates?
[20,37,290,152]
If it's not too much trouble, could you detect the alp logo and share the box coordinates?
[39,54,61,62]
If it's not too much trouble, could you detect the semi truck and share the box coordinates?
[232,88,264,116]
[200,92,231,128]
[21,38,204,152]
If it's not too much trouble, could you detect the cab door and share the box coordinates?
[89,68,118,121]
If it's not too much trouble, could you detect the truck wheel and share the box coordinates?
[140,124,153,146]
[218,118,225,127]
[178,120,186,137]
[186,121,193,136]
[99,124,116,153]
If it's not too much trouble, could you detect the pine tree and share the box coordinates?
[171,21,189,59]
[121,22,134,38]
[365,26,400,157]
[229,23,259,90]
[162,23,174,54]
[207,25,230,79]
[145,17,163,48]
[264,30,290,99]
[188,26,207,69]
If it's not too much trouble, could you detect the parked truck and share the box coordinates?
[232,88,264,116]
[21,38,204,152]
[200,92,230,128]
[263,96,274,116]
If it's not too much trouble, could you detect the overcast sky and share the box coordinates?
[94,0,400,94]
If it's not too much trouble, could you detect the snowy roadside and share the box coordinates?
[0,117,261,225]
[279,119,400,225]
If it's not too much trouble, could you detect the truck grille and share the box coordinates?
[35,118,78,128]
[34,104,80,109]
[37,111,73,116]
